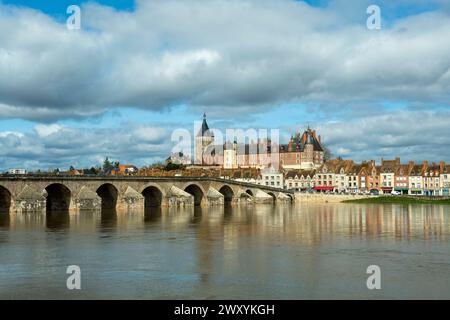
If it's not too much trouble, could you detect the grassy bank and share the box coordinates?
[343,196,450,205]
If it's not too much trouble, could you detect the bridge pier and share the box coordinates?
[120,186,144,211]
[167,186,194,207]
[253,190,276,204]
[207,187,224,206]
[74,186,101,210]
[14,185,47,213]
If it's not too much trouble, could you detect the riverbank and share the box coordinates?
[342,196,450,205]
[294,193,371,203]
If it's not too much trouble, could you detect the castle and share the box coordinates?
[194,114,325,170]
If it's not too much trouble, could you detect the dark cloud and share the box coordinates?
[0,1,449,121]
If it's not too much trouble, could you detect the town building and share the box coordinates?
[261,167,284,189]
[357,160,380,193]
[8,169,27,175]
[314,166,335,192]
[441,164,450,196]
[166,152,191,165]
[423,162,441,196]
[284,170,315,191]
[313,159,354,193]
[111,164,138,176]
[346,163,362,194]
[394,161,413,195]
[409,163,424,195]
[380,158,400,194]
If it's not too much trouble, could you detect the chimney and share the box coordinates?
[440,161,445,173]
[395,157,400,164]
[422,160,428,171]
[318,135,321,144]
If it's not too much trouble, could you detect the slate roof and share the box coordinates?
[197,114,214,137]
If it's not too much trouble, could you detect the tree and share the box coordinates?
[323,147,332,161]
[149,161,164,169]
[102,157,115,173]
[164,163,185,171]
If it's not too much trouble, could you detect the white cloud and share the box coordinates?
[317,110,450,162]
[0,131,24,138]
[0,123,171,170]
[34,124,63,137]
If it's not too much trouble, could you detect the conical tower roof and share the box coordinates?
[197,113,213,137]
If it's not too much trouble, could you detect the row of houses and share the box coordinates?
[237,158,450,196]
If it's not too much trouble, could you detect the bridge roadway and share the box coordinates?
[0,175,294,213]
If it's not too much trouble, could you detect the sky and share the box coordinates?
[1,0,450,171]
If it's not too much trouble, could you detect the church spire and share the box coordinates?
[197,113,213,137]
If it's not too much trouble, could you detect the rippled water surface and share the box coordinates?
[1,204,450,299]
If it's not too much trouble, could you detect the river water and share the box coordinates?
[0,203,449,299]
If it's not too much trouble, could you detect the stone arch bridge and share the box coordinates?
[0,176,294,213]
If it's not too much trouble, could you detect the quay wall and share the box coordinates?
[294,193,372,203]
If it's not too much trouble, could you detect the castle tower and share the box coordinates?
[304,130,314,168]
[195,113,214,165]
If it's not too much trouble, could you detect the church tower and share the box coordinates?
[303,128,314,169]
[195,113,214,165]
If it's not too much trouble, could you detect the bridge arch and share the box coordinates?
[96,183,118,210]
[141,185,163,207]
[267,192,276,204]
[219,185,234,205]
[184,184,205,206]
[45,183,71,212]
[0,185,11,213]
[246,189,254,197]
[287,194,294,203]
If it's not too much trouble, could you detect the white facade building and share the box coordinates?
[261,167,284,189]
[8,169,26,175]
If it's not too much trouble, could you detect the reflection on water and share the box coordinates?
[98,209,117,233]
[0,203,450,299]
[0,213,9,228]
[46,211,70,231]
[144,207,162,224]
